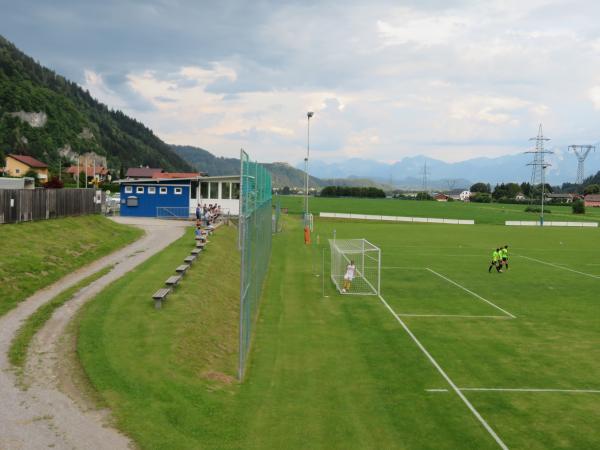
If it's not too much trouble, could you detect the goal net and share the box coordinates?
[329,239,381,295]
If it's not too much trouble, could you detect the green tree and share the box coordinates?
[584,184,600,195]
[572,199,585,214]
[470,182,491,193]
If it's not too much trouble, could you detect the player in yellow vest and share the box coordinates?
[501,245,509,270]
[488,248,502,273]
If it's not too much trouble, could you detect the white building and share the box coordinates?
[459,190,471,202]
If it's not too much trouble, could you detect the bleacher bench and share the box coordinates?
[152,288,171,309]
[176,264,190,274]
[184,255,196,264]
[191,248,201,256]
[165,275,182,287]
[196,242,206,250]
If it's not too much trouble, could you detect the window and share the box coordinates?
[200,182,208,199]
[174,187,183,195]
[136,186,144,194]
[159,187,167,194]
[209,182,219,199]
[126,196,138,207]
[190,181,198,199]
[148,186,156,194]
[232,182,240,199]
[15,169,20,174]
[124,186,133,194]
[221,182,231,199]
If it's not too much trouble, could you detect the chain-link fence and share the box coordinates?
[238,149,273,380]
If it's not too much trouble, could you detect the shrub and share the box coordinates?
[572,199,585,214]
[525,206,551,214]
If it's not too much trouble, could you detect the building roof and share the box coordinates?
[584,194,600,202]
[67,166,109,176]
[126,167,163,178]
[152,172,200,179]
[8,154,48,168]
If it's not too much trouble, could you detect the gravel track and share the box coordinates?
[0,217,188,450]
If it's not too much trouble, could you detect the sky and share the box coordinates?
[2,0,600,166]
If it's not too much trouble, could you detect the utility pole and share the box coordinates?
[525,124,552,226]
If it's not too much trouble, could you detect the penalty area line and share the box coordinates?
[518,255,600,280]
[377,294,509,450]
[426,268,516,319]
[460,387,600,394]
[396,313,511,319]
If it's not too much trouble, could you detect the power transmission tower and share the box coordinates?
[421,161,429,192]
[525,124,553,225]
[568,145,595,184]
[445,179,457,192]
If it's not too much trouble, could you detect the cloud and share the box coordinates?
[5,0,600,168]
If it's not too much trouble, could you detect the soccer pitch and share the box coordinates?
[307,218,600,449]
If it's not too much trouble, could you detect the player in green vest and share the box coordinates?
[488,248,502,273]
[501,245,509,270]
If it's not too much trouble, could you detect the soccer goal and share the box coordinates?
[329,239,381,295]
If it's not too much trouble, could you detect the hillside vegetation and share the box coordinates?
[0,216,142,316]
[0,35,191,173]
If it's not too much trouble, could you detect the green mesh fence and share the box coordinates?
[239,149,273,380]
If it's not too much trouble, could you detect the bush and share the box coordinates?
[471,192,492,203]
[525,206,551,214]
[572,199,585,214]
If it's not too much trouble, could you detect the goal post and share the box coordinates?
[329,239,381,295]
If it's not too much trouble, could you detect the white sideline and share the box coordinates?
[397,313,510,319]
[377,294,509,450]
[426,268,516,319]
[460,388,600,394]
[519,255,600,280]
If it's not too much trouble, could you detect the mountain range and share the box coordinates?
[302,148,600,189]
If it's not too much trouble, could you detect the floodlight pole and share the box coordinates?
[304,111,314,226]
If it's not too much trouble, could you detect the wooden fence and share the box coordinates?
[0,189,104,224]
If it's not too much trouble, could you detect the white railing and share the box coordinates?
[157,207,190,219]
[319,212,475,225]
[505,220,598,227]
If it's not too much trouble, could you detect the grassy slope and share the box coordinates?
[277,196,600,225]
[0,216,142,317]
[8,266,112,369]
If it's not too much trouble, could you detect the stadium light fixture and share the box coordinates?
[304,111,314,226]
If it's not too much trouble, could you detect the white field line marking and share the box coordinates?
[381,266,426,270]
[519,255,600,280]
[397,313,510,319]
[426,268,516,319]
[377,294,509,450]
[426,388,449,392]
[460,388,600,394]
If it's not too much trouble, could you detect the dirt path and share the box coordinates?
[0,217,189,450]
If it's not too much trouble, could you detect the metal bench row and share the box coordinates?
[152,237,208,309]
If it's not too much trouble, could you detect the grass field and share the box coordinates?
[77,214,600,449]
[0,216,142,317]
[277,196,600,225]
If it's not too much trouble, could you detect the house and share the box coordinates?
[515,193,527,201]
[459,190,471,202]
[4,154,49,180]
[546,193,581,203]
[125,167,164,179]
[0,177,35,190]
[434,193,449,202]
[584,194,600,207]
[119,174,241,217]
[66,165,110,183]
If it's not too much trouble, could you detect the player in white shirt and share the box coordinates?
[342,260,356,293]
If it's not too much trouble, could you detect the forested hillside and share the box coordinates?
[0,35,190,173]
